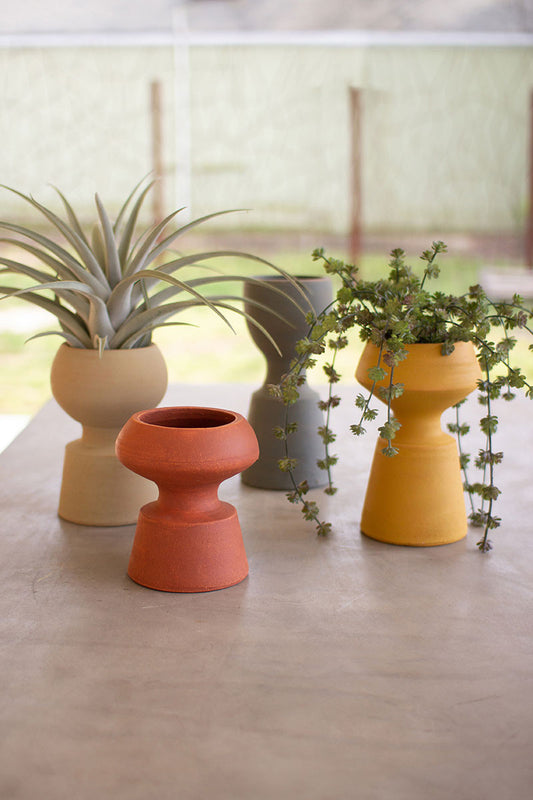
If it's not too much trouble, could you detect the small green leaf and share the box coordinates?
[278,457,297,473]
[316,521,332,536]
[480,415,498,436]
[302,501,319,520]
[318,426,336,445]
[267,384,283,400]
[367,365,387,382]
[378,419,401,440]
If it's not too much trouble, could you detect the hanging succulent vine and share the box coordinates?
[271,242,533,552]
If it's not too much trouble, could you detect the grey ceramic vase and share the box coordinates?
[241,274,332,490]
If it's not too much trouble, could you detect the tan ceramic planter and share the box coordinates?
[356,341,481,546]
[50,343,168,526]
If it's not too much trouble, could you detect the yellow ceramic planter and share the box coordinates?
[355,341,481,546]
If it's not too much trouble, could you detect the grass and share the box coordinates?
[0,245,530,415]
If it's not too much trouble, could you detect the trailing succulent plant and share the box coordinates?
[0,178,297,353]
[270,241,533,552]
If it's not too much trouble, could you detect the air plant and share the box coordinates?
[0,178,299,353]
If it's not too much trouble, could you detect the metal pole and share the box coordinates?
[349,87,362,265]
[526,88,533,268]
[150,80,164,226]
[172,3,192,221]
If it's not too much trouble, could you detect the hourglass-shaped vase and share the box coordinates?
[50,343,168,526]
[356,342,481,546]
[242,275,332,490]
[116,406,259,592]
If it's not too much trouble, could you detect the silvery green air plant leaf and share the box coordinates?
[0,178,305,349]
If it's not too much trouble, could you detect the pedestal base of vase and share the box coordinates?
[241,385,327,490]
[128,500,248,593]
[58,434,158,526]
[360,436,467,547]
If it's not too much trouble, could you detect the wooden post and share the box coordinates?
[150,80,164,227]
[349,87,362,265]
[526,89,533,269]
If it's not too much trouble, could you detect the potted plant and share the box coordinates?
[271,241,533,552]
[0,178,299,525]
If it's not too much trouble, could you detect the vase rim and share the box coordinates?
[245,274,328,283]
[137,406,239,430]
[58,342,158,354]
[365,340,475,350]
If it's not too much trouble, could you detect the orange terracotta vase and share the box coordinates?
[355,342,481,546]
[116,406,259,592]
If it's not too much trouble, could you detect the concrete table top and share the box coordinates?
[0,384,532,800]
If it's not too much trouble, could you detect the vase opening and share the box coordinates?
[139,408,237,429]
[251,274,324,283]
